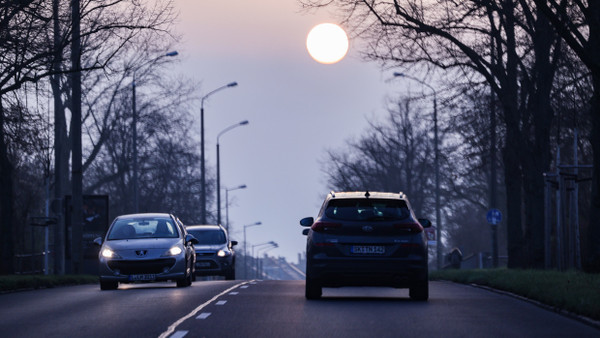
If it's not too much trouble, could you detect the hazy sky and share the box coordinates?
[172,0,398,262]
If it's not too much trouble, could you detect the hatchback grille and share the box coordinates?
[108,258,176,274]
[196,252,216,257]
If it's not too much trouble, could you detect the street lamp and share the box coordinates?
[254,241,277,278]
[225,184,247,232]
[393,72,441,269]
[217,120,249,226]
[258,244,278,279]
[133,50,178,213]
[243,221,261,279]
[200,81,238,224]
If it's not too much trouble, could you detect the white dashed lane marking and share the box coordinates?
[170,331,188,338]
[215,300,227,305]
[196,313,211,319]
[229,292,239,295]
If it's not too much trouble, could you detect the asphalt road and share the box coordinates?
[1,280,598,337]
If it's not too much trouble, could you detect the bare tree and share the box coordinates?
[533,1,600,271]
[302,0,571,268]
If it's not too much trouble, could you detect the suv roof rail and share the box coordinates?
[330,190,336,198]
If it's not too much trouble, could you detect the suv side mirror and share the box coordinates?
[418,218,432,228]
[231,240,238,247]
[300,217,314,227]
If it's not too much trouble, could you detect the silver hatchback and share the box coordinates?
[94,213,198,290]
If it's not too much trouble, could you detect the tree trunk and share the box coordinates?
[0,96,15,274]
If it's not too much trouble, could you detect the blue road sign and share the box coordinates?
[486,208,502,225]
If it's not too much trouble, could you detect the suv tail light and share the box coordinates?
[311,221,342,232]
[394,222,423,233]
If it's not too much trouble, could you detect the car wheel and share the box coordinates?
[225,269,235,280]
[305,277,322,300]
[177,271,193,287]
[100,280,118,290]
[409,281,429,301]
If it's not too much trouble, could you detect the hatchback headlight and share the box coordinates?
[101,248,120,259]
[163,245,183,256]
[217,249,230,257]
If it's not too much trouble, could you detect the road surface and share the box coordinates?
[0,280,597,337]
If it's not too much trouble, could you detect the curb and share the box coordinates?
[463,282,600,330]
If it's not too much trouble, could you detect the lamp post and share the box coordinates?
[254,241,277,279]
[133,50,178,213]
[393,72,441,269]
[225,184,247,232]
[243,221,261,279]
[258,245,278,279]
[217,120,249,226]
[200,81,238,223]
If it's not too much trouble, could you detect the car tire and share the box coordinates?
[225,269,235,280]
[100,280,118,290]
[409,281,429,301]
[305,277,322,300]
[177,271,193,287]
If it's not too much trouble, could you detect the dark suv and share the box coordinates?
[186,225,237,280]
[300,191,432,300]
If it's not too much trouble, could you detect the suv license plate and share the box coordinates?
[129,274,156,281]
[351,245,385,254]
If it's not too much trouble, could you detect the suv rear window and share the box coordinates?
[324,198,410,221]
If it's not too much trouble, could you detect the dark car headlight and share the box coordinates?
[217,249,231,257]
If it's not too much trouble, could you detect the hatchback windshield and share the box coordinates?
[107,217,179,240]
[188,229,226,245]
[325,198,410,221]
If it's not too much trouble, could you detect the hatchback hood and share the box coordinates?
[105,238,180,250]
[195,244,226,251]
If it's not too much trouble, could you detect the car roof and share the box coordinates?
[186,224,224,231]
[328,191,407,200]
[115,213,173,219]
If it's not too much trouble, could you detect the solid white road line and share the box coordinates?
[159,280,252,338]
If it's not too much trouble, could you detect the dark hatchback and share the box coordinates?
[186,225,237,280]
[301,191,432,300]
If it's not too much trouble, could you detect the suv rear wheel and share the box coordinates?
[409,281,429,301]
[305,277,322,299]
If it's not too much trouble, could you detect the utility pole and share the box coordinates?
[70,0,83,274]
[52,0,65,275]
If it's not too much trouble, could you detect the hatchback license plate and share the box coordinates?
[129,274,156,281]
[351,245,385,254]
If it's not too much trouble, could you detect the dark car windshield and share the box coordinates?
[188,229,226,245]
[107,217,179,240]
[325,198,410,221]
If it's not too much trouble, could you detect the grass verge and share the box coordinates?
[0,274,98,292]
[430,269,600,321]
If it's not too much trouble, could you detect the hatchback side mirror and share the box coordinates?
[418,218,432,228]
[186,234,199,245]
[231,240,238,247]
[93,237,103,246]
[302,229,310,236]
[300,217,314,227]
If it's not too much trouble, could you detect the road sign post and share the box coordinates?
[486,208,501,267]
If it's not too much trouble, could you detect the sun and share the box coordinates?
[306,23,349,64]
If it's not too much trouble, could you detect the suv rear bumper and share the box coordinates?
[307,256,428,288]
